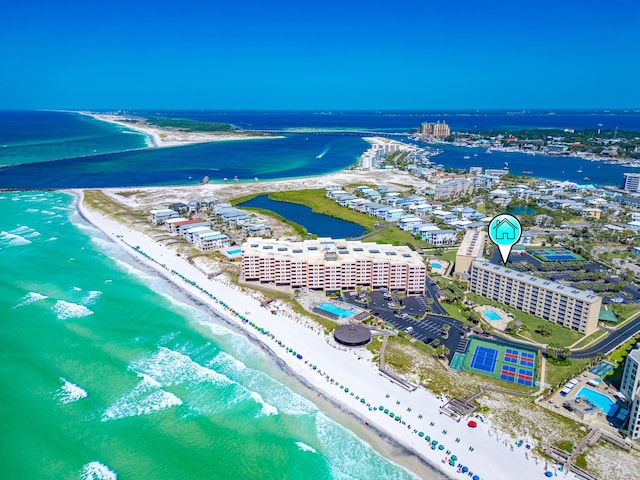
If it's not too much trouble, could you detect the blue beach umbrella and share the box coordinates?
[462,466,468,473]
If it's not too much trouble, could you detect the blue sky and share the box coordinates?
[1,0,639,110]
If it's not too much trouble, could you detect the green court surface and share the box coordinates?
[461,337,539,387]
[526,247,584,262]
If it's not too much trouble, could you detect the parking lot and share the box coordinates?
[343,290,466,361]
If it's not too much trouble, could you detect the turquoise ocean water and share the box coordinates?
[0,112,422,479]
[0,190,420,480]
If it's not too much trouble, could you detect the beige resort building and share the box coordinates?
[241,238,427,295]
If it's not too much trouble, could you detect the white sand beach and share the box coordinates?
[81,112,274,148]
[76,189,581,480]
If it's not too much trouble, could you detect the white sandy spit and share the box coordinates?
[80,112,277,148]
[76,191,579,480]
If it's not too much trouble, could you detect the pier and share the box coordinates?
[241,129,410,138]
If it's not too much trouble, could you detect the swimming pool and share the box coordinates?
[576,386,617,416]
[483,309,503,321]
[226,248,242,255]
[431,263,442,269]
[317,303,355,318]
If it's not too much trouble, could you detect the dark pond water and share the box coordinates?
[238,195,365,239]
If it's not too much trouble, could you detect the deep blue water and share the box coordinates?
[1,110,640,190]
[238,195,365,238]
[129,110,640,132]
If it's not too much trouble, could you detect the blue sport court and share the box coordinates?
[470,346,498,373]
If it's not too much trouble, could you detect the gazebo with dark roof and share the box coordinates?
[334,324,371,347]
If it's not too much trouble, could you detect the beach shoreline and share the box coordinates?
[74,187,580,480]
[78,112,279,148]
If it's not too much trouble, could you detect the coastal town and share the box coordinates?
[77,119,640,480]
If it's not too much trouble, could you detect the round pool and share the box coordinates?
[431,263,442,269]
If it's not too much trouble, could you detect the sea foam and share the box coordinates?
[80,461,118,480]
[101,375,182,422]
[14,291,48,309]
[295,441,318,454]
[53,300,94,320]
[56,377,88,404]
[250,391,279,416]
[0,230,32,247]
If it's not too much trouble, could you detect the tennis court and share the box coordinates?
[527,247,584,262]
[462,337,538,387]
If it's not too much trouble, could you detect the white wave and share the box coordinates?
[210,350,247,372]
[131,347,234,387]
[56,377,88,404]
[73,286,82,291]
[101,375,182,422]
[158,331,180,345]
[250,391,278,416]
[9,225,41,238]
[53,300,94,320]
[25,208,40,213]
[14,291,48,309]
[295,441,318,454]
[82,290,103,305]
[80,461,118,480]
[0,231,32,247]
[46,237,58,242]
[113,258,155,280]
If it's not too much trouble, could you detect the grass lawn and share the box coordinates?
[269,189,379,230]
[441,302,468,322]
[465,292,584,346]
[362,225,430,249]
[611,304,640,326]
[433,248,458,263]
[545,358,592,387]
[570,329,607,350]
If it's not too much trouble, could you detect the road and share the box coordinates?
[570,315,640,359]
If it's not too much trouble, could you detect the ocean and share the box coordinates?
[1,110,639,479]
[0,190,420,479]
[1,110,639,189]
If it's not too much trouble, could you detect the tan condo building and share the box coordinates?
[241,238,427,295]
[420,121,451,139]
[470,261,601,335]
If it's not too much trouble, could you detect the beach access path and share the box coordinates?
[77,191,579,480]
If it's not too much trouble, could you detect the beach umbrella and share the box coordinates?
[432,440,438,446]
[312,365,317,370]
[384,409,389,414]
[425,436,431,441]
[449,460,456,466]
[389,412,394,418]
[360,398,365,403]
[462,466,468,473]
[545,472,553,478]
[344,388,349,393]
[451,455,457,461]
[438,444,444,450]
[467,420,477,428]
[379,405,385,411]
[472,476,480,480]
[296,354,302,359]
[419,432,425,437]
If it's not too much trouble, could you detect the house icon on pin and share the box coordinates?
[492,217,517,240]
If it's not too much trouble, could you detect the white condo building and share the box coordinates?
[622,348,640,439]
[241,238,427,295]
[470,261,601,335]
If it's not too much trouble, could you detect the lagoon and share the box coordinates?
[238,195,365,239]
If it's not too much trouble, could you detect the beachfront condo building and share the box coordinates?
[420,121,450,139]
[624,173,640,193]
[241,238,427,295]
[469,261,601,335]
[621,348,640,439]
[454,230,487,275]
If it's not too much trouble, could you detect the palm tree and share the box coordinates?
[442,323,450,339]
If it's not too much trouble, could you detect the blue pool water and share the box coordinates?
[317,303,355,318]
[483,310,503,321]
[576,387,617,416]
[226,248,242,255]
[431,263,442,269]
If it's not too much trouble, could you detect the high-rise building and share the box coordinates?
[241,238,427,295]
[621,348,640,439]
[455,230,487,274]
[624,173,640,193]
[420,121,451,139]
[470,261,601,335]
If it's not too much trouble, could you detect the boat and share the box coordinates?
[463,155,470,159]
[522,171,534,174]
[486,149,492,154]
[577,166,583,173]
[583,177,590,181]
